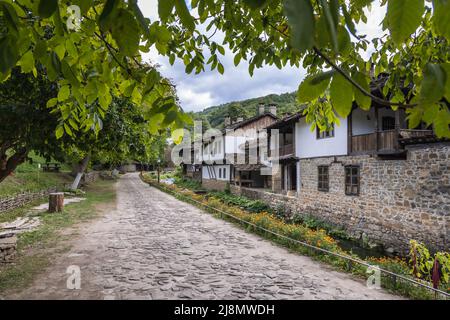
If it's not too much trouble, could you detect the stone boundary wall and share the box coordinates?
[0,236,17,264]
[0,188,57,213]
[82,171,100,185]
[202,179,228,191]
[231,143,449,255]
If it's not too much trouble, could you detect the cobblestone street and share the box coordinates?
[7,173,400,300]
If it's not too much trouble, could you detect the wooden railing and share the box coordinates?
[280,144,294,156]
[351,133,377,153]
[351,129,434,154]
[268,144,294,158]
[378,130,398,151]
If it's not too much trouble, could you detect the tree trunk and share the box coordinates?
[70,155,90,191]
[48,192,64,213]
[0,148,28,184]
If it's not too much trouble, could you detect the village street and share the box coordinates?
[7,173,399,300]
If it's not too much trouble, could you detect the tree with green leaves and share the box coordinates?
[0,0,189,141]
[0,67,61,183]
[63,96,170,190]
[0,66,167,189]
[0,0,449,138]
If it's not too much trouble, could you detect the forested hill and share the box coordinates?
[192,92,301,129]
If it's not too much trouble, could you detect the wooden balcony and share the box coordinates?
[269,144,294,158]
[280,144,294,156]
[350,129,433,155]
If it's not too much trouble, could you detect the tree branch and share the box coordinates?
[312,47,415,108]
[265,21,416,108]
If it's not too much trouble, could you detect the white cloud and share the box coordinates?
[138,1,386,112]
[177,89,214,112]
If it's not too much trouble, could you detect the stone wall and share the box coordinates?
[82,171,100,185]
[202,179,228,191]
[0,236,17,263]
[0,188,56,213]
[232,143,449,255]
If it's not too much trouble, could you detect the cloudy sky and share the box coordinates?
[138,1,386,112]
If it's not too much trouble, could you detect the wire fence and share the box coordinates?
[148,180,450,300]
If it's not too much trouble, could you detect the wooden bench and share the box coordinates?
[42,163,61,172]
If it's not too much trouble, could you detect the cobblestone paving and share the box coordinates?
[7,173,400,300]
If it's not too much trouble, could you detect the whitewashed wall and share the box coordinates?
[202,164,231,181]
[352,108,407,135]
[295,117,348,159]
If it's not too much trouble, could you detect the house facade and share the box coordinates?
[231,105,449,254]
[200,103,278,191]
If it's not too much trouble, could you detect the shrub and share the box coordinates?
[211,191,270,213]
[409,240,450,289]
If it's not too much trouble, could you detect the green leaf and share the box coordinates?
[320,0,338,52]
[55,125,64,139]
[352,71,371,110]
[419,63,446,105]
[38,0,58,18]
[64,123,73,136]
[217,46,225,55]
[61,61,80,87]
[342,4,357,38]
[433,0,450,39]
[440,63,450,101]
[243,0,268,10]
[18,51,35,73]
[99,0,119,30]
[34,40,47,60]
[283,0,315,52]
[163,110,177,125]
[74,0,94,15]
[386,0,424,45]
[158,0,175,22]
[422,104,440,126]
[330,73,353,118]
[174,0,195,31]
[297,72,333,103]
[46,98,58,108]
[0,35,19,74]
[58,85,71,102]
[310,70,335,85]
[217,63,224,75]
[234,53,242,66]
[406,107,423,129]
[337,26,351,56]
[171,128,185,145]
[111,9,141,56]
[0,1,19,33]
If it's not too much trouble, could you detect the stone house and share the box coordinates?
[230,104,449,254]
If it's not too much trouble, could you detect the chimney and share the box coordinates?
[269,104,277,116]
[258,102,266,115]
[224,116,231,127]
[236,117,244,123]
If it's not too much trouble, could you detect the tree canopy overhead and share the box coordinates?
[0,0,449,137]
[0,0,190,141]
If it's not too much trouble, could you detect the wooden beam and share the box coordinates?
[395,108,401,150]
[347,109,353,155]
[375,106,379,152]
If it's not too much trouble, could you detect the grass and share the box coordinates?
[0,152,73,198]
[0,179,116,294]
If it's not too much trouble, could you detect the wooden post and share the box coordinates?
[49,193,64,213]
[394,108,401,150]
[375,106,379,152]
[347,110,353,155]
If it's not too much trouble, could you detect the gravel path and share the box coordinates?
[7,173,400,300]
